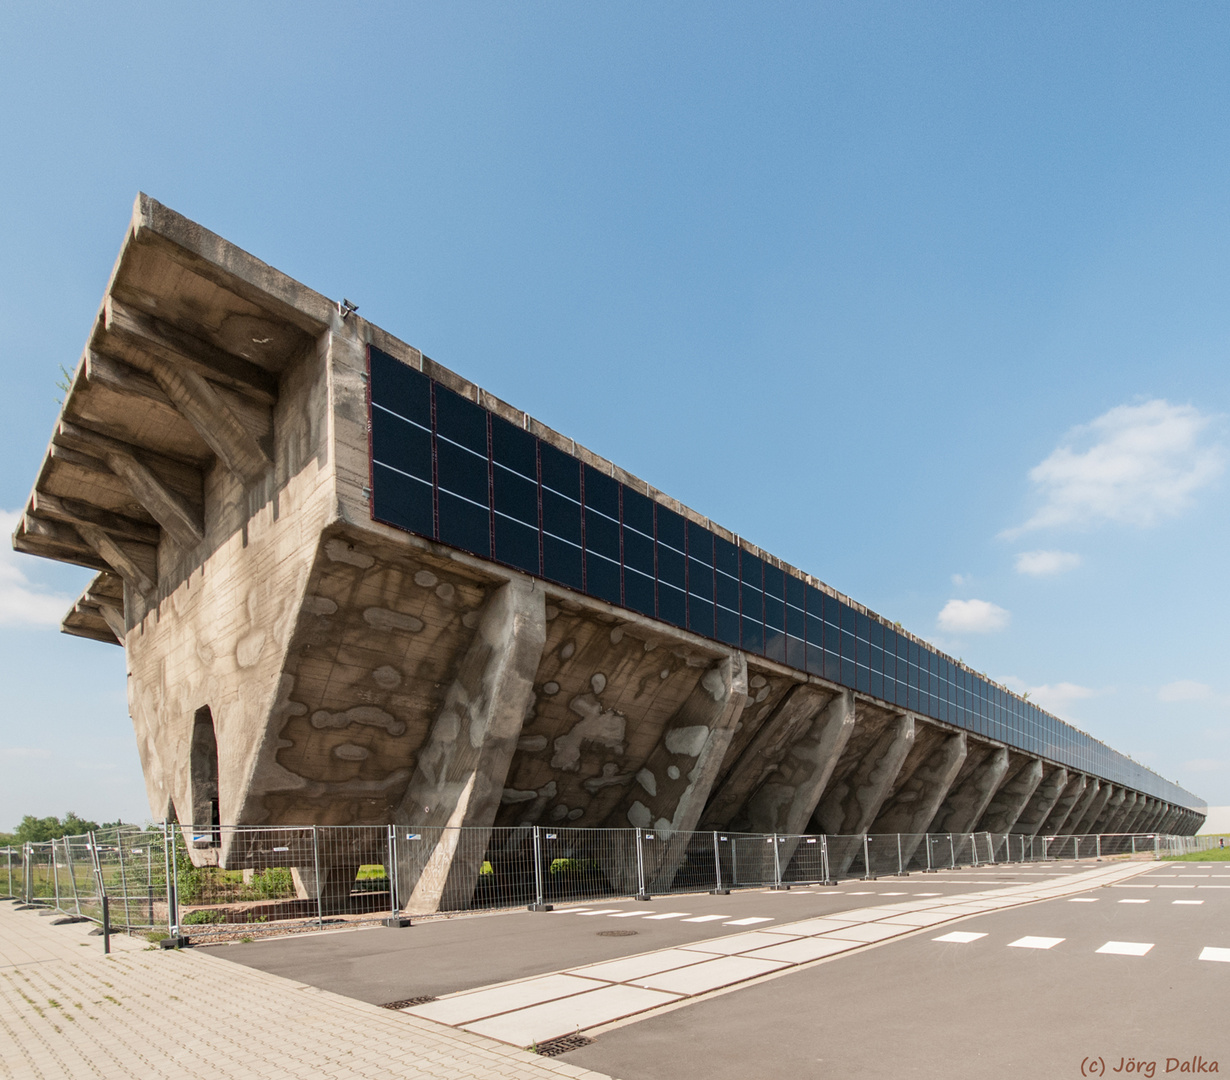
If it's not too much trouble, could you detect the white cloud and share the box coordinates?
[1014,550,1082,577]
[1159,680,1213,703]
[1025,682,1097,713]
[1005,399,1223,536]
[937,598,1010,634]
[0,509,73,626]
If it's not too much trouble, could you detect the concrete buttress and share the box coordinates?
[1012,766,1069,836]
[870,731,967,866]
[1092,787,1126,833]
[1105,791,1138,834]
[811,711,916,876]
[1041,773,1088,835]
[396,577,547,912]
[602,653,750,891]
[1060,778,1102,836]
[930,746,1010,836]
[1071,781,1114,835]
[975,757,1043,834]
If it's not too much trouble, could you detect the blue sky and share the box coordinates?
[1,3,1228,828]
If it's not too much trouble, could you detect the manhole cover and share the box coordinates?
[381,996,437,1009]
[535,1034,593,1057]
[597,929,638,937]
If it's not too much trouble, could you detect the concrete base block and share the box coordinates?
[710,888,731,895]
[159,936,191,949]
[636,893,653,902]
[383,916,413,927]
[769,884,791,891]
[525,904,553,912]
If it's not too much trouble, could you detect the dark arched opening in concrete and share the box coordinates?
[190,706,221,848]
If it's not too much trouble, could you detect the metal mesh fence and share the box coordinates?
[5,823,1205,940]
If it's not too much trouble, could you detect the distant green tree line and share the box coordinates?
[0,812,127,846]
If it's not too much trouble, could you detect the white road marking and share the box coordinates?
[933,931,987,943]
[1007,936,1064,950]
[725,916,774,926]
[915,893,942,896]
[1067,898,1098,903]
[574,909,624,916]
[1198,947,1230,963]
[1096,941,1154,956]
[607,910,650,917]
[1118,898,1149,904]
[1172,900,1204,905]
[642,912,691,920]
[680,915,728,923]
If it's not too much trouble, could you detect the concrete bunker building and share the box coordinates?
[14,196,1205,912]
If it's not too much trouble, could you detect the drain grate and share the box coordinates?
[381,996,437,1009]
[535,1034,593,1057]
[597,929,638,937]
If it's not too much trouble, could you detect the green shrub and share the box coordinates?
[181,909,227,925]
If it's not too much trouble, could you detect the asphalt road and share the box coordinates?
[562,861,1230,1079]
[209,862,1091,1004]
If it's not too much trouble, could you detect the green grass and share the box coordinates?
[1163,846,1230,862]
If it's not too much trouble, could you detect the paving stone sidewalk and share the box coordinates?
[0,900,616,1080]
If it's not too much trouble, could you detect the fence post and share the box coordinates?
[312,825,323,930]
[771,834,784,889]
[820,834,835,886]
[101,895,110,955]
[1131,835,1136,856]
[528,826,551,911]
[115,831,132,931]
[924,834,935,873]
[88,831,106,924]
[634,827,649,900]
[971,834,979,869]
[1095,834,1101,861]
[861,834,875,881]
[1153,833,1159,859]
[1074,837,1080,862]
[147,841,154,927]
[52,841,62,911]
[896,833,904,876]
[948,834,956,870]
[387,825,398,916]
[711,832,728,894]
[164,820,179,941]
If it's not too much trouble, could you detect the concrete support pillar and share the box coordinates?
[812,712,915,876]
[1062,779,1102,836]
[1157,806,1182,835]
[1146,803,1171,833]
[1092,787,1126,833]
[976,756,1043,834]
[703,686,855,833]
[1072,781,1114,835]
[1132,801,1155,833]
[1012,766,1069,836]
[604,652,750,892]
[1124,798,1154,834]
[1105,791,1138,834]
[871,731,967,866]
[1041,773,1087,835]
[930,747,1010,837]
[395,578,547,913]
